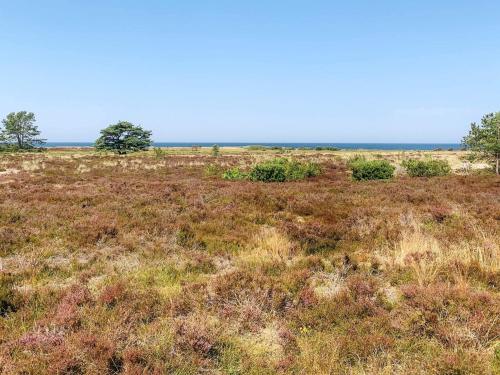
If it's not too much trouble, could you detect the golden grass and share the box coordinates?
[237,323,284,366]
[238,226,295,266]
[297,332,342,374]
[382,223,500,286]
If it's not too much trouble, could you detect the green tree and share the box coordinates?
[0,111,45,149]
[462,112,500,175]
[95,121,152,154]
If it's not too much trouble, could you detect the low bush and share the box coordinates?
[402,158,451,177]
[249,159,288,182]
[350,159,395,181]
[346,154,367,168]
[249,158,320,182]
[246,145,269,151]
[314,146,340,151]
[0,144,45,153]
[222,167,248,180]
[223,158,320,182]
[298,146,339,151]
[245,145,293,152]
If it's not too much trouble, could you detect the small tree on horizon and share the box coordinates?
[211,144,220,156]
[1,111,45,149]
[462,112,500,175]
[95,121,152,154]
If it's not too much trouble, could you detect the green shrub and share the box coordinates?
[246,145,268,151]
[223,158,320,182]
[249,159,287,182]
[249,158,320,182]
[350,159,395,181]
[314,146,340,151]
[286,160,321,180]
[346,154,367,169]
[0,144,45,153]
[223,167,248,180]
[0,144,16,153]
[402,159,451,177]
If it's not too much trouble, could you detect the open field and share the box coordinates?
[0,149,499,374]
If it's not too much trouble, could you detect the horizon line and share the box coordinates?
[43,141,462,144]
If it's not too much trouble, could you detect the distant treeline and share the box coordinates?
[1,110,499,174]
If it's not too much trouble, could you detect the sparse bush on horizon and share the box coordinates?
[153,147,166,158]
[314,146,340,151]
[211,144,220,157]
[245,145,293,152]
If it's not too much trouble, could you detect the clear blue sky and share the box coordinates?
[1,1,499,143]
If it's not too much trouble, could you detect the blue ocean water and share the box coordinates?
[44,142,461,151]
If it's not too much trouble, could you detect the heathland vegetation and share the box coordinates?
[0,111,499,374]
[0,147,498,374]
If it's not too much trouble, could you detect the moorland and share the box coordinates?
[0,148,499,374]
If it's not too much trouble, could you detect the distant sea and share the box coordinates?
[44,142,462,151]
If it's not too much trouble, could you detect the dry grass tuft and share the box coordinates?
[310,271,345,299]
[238,226,295,265]
[384,224,499,286]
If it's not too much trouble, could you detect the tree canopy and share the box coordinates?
[462,112,500,175]
[1,111,45,149]
[95,121,152,154]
